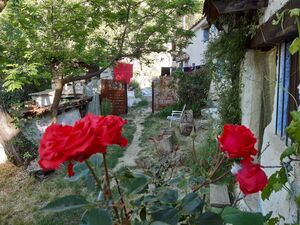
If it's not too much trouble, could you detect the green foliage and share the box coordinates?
[129,80,142,98]
[221,207,265,225]
[81,208,113,225]
[7,132,38,164]
[261,168,288,201]
[286,111,300,144]
[173,68,211,116]
[41,195,90,213]
[101,99,113,116]
[0,0,200,93]
[205,26,248,124]
[133,98,149,108]
[155,102,184,118]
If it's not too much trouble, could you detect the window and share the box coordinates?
[275,42,299,139]
[203,28,209,42]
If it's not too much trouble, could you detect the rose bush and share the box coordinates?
[38,113,127,176]
[218,124,268,195]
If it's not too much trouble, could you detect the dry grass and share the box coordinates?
[0,162,84,225]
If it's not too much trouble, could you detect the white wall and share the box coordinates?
[261,0,290,24]
[182,18,211,67]
[184,26,208,67]
[0,144,7,164]
[259,74,298,224]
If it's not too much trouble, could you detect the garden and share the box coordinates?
[1,0,300,225]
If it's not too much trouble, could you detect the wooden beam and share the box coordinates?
[213,0,268,14]
[250,0,300,50]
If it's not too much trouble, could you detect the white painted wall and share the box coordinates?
[259,69,298,223]
[183,19,209,67]
[0,144,7,164]
[261,0,289,24]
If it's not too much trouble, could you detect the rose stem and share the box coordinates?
[102,153,112,196]
[114,174,129,220]
[192,171,230,193]
[209,154,226,179]
[102,153,121,223]
[85,160,102,189]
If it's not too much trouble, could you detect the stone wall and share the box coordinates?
[22,109,81,145]
[153,76,178,111]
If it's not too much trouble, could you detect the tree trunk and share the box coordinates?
[0,102,23,165]
[0,0,8,13]
[50,79,64,123]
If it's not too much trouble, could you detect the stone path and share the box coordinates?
[114,107,151,171]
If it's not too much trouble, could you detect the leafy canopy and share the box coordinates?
[0,0,199,91]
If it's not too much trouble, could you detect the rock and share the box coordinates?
[27,159,52,179]
[180,123,194,136]
[198,119,211,130]
[180,110,194,136]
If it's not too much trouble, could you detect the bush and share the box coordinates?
[101,99,113,116]
[129,80,142,98]
[173,68,211,117]
[155,102,184,118]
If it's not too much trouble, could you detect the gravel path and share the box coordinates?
[114,107,151,171]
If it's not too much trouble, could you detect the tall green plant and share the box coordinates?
[205,27,248,124]
[173,68,211,116]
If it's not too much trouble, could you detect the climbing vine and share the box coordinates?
[205,28,247,125]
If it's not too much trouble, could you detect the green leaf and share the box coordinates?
[120,169,150,195]
[42,195,89,213]
[280,145,298,161]
[158,189,178,204]
[290,9,300,17]
[81,208,113,225]
[181,192,203,214]
[221,207,264,225]
[151,206,179,225]
[193,212,224,225]
[66,162,89,182]
[140,206,147,221]
[286,111,300,143]
[261,168,288,201]
[289,37,300,55]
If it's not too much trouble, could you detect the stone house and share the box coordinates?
[204,0,300,223]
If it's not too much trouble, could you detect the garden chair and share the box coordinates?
[166,104,186,127]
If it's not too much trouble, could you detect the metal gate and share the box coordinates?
[101,79,128,115]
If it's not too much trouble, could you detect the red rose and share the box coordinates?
[236,161,268,195]
[38,113,128,176]
[218,124,257,159]
[38,124,73,170]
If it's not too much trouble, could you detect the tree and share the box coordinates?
[0,0,200,122]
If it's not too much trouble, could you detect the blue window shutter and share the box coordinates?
[282,42,291,136]
[203,29,209,42]
[276,42,291,137]
[276,43,285,136]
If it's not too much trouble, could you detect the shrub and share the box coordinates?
[155,102,184,118]
[129,80,142,98]
[101,99,113,116]
[173,68,211,117]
